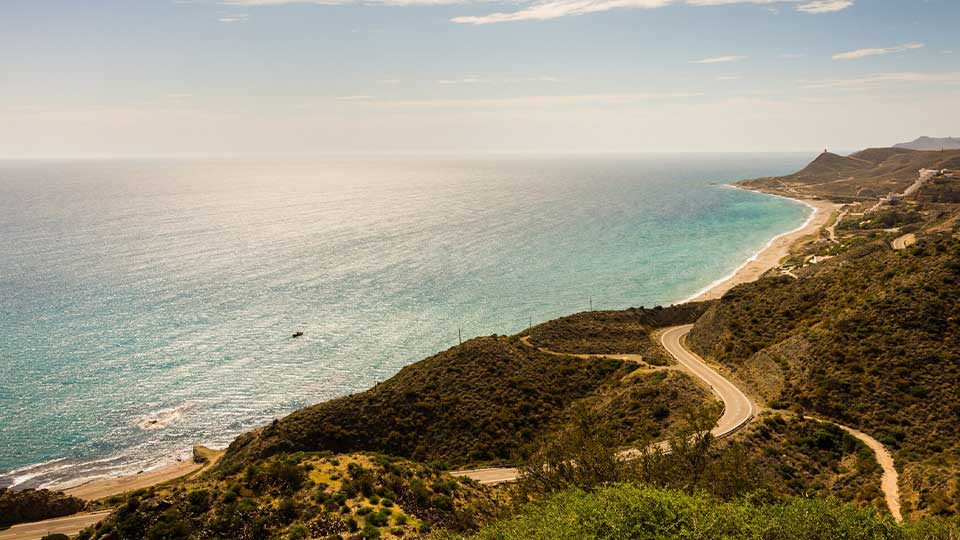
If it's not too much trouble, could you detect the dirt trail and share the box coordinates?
[811,417,902,521]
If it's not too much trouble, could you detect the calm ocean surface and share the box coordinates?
[0,155,812,489]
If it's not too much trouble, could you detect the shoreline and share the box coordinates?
[682,186,838,303]
[5,185,838,503]
[52,447,223,502]
[61,459,202,501]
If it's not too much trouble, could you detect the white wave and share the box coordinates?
[679,186,816,304]
[136,402,195,430]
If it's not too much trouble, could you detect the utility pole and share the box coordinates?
[458,327,462,345]
[529,316,532,330]
[589,297,593,311]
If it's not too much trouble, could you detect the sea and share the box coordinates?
[0,154,812,490]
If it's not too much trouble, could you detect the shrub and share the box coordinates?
[286,524,309,540]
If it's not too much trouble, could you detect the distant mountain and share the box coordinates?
[894,136,960,151]
[737,147,960,201]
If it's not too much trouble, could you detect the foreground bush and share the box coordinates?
[446,484,960,540]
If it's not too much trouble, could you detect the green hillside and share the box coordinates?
[525,302,711,364]
[219,336,634,472]
[217,304,714,475]
[83,453,501,540]
[689,232,960,518]
[738,148,960,201]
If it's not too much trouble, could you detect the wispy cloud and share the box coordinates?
[716,75,742,81]
[218,13,249,22]
[436,76,560,84]
[335,92,704,108]
[451,0,851,24]
[832,42,925,60]
[692,55,746,64]
[200,0,856,22]
[336,95,375,101]
[437,77,485,84]
[223,0,465,4]
[796,0,852,13]
[804,71,960,89]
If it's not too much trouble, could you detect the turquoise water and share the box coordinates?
[0,155,811,489]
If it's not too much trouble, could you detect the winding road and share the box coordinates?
[7,325,900,538]
[452,325,901,523]
[451,325,756,485]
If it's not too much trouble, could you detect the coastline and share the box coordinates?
[5,185,837,504]
[56,447,222,502]
[683,187,838,303]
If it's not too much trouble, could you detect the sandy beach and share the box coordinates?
[688,193,838,302]
[62,447,222,501]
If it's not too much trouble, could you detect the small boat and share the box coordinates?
[292,331,304,338]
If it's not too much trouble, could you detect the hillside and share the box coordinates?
[730,413,884,507]
[688,231,960,518]
[895,136,960,151]
[219,336,632,472]
[84,453,502,540]
[217,303,714,476]
[524,302,711,364]
[0,488,88,528]
[738,148,960,201]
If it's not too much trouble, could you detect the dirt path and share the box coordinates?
[519,335,657,369]
[810,417,902,521]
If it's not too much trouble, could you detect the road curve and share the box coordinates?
[452,325,755,484]
[0,512,112,540]
[659,325,756,439]
[891,233,916,251]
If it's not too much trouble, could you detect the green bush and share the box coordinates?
[447,484,956,540]
[285,523,308,540]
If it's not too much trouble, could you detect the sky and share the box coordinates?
[1,0,958,156]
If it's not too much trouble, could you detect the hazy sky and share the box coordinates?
[1,0,958,156]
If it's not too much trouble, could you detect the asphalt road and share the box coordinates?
[452,324,756,485]
[0,512,112,540]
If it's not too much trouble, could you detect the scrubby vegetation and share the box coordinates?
[0,487,88,527]
[221,307,718,475]
[918,176,960,204]
[525,303,712,364]
[83,453,501,540]
[442,484,960,540]
[732,413,884,507]
[839,208,922,230]
[689,232,960,518]
[564,369,719,449]
[221,336,636,471]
